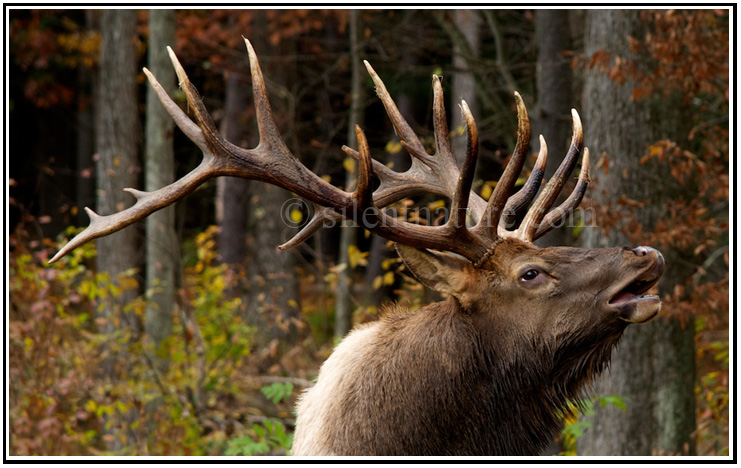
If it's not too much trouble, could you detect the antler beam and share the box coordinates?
[50,38,590,266]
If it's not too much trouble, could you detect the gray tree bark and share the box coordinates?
[451,10,481,167]
[144,9,178,350]
[216,87,251,266]
[335,9,364,338]
[577,10,695,456]
[96,9,140,338]
[95,9,140,453]
[533,9,574,248]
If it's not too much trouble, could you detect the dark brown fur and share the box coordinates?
[305,298,624,456]
[292,240,664,455]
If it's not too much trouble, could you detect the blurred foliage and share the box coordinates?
[261,382,294,405]
[8,10,99,109]
[225,419,294,456]
[10,225,258,455]
[560,395,627,456]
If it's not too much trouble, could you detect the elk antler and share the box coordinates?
[49,38,589,265]
[49,40,362,263]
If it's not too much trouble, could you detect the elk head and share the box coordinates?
[49,39,665,455]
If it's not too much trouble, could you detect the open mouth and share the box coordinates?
[608,269,662,323]
[609,275,660,305]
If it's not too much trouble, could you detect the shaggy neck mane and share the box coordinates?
[373,296,627,455]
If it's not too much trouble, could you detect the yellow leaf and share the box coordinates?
[23,336,35,352]
[347,244,368,268]
[85,400,97,412]
[385,140,403,154]
[480,183,493,200]
[118,276,139,291]
[383,271,395,285]
[343,158,356,174]
[373,275,383,290]
[428,199,446,210]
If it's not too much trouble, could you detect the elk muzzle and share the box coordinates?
[608,246,665,323]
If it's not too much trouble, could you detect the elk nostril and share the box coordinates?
[632,246,650,257]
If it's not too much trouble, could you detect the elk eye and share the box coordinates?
[520,269,540,282]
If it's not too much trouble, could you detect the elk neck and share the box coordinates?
[372,294,629,455]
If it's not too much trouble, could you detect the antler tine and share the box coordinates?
[49,59,227,265]
[353,124,375,211]
[167,46,228,153]
[354,126,489,262]
[516,109,584,242]
[448,100,478,229]
[473,92,531,237]
[364,61,430,164]
[431,75,459,173]
[51,42,362,264]
[533,147,590,240]
[147,57,206,149]
[48,158,220,264]
[346,72,464,198]
[279,142,439,252]
[279,72,491,252]
[278,205,341,250]
[244,39,287,150]
[343,145,399,184]
[498,135,548,234]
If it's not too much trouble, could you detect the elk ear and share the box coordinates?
[396,244,474,297]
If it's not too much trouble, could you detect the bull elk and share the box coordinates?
[49,39,665,456]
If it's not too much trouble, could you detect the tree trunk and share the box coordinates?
[577,10,695,456]
[451,10,481,167]
[247,183,302,347]
[533,9,574,248]
[96,8,141,342]
[335,9,364,338]
[144,9,178,350]
[95,9,140,452]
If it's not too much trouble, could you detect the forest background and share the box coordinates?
[7,8,730,457]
